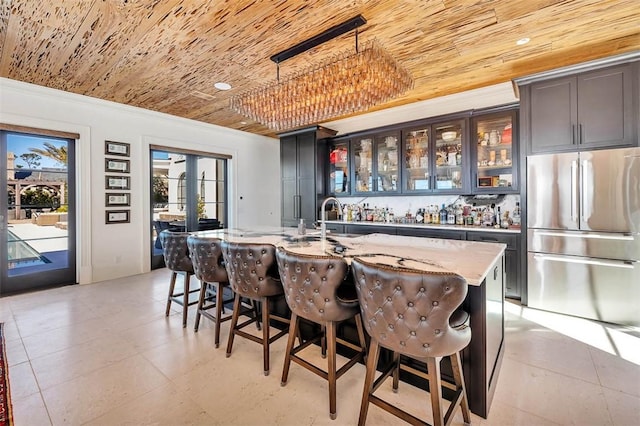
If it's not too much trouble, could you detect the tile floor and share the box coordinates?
[1,269,639,425]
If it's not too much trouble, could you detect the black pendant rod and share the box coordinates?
[270,15,367,64]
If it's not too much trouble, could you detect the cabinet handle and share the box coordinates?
[571,124,576,145]
[293,195,301,219]
[578,123,583,145]
[494,266,498,280]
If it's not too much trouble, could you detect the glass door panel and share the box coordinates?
[353,137,373,193]
[2,131,76,293]
[328,141,349,194]
[404,128,430,192]
[434,121,464,191]
[196,157,226,229]
[374,133,399,192]
[475,113,514,190]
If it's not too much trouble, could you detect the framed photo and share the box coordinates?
[105,210,130,224]
[105,192,131,207]
[105,140,130,157]
[105,158,130,173]
[105,175,131,190]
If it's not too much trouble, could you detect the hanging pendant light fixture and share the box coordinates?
[230,15,413,132]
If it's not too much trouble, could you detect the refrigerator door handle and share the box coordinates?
[581,160,590,222]
[533,254,636,269]
[571,160,578,222]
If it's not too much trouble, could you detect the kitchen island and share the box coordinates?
[196,227,506,418]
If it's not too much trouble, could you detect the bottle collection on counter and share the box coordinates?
[335,201,521,229]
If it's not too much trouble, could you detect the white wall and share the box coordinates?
[0,78,281,284]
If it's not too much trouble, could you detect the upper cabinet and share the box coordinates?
[403,118,468,194]
[352,131,400,195]
[525,62,638,153]
[471,109,519,193]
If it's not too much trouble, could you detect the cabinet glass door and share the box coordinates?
[353,137,373,193]
[434,121,464,190]
[404,128,430,191]
[374,133,399,192]
[475,113,514,190]
[329,141,349,194]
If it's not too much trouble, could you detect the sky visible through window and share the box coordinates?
[7,133,67,169]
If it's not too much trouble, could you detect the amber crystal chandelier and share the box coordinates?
[230,16,413,132]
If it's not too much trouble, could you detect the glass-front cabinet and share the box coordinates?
[403,127,430,191]
[472,109,518,193]
[352,132,400,194]
[433,119,466,192]
[328,139,349,194]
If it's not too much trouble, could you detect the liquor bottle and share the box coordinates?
[447,207,455,225]
[455,204,464,225]
[512,202,521,227]
[424,207,432,224]
[495,206,501,228]
[439,204,447,224]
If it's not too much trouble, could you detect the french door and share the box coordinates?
[1,130,76,294]
[150,148,228,269]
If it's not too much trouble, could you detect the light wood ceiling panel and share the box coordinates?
[1,0,638,137]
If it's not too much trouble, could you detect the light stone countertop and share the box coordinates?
[195,227,506,286]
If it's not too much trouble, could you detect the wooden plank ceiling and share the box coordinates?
[1,0,638,137]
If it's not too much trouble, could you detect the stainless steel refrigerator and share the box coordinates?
[527,147,640,326]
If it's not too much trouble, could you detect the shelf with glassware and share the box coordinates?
[403,119,468,194]
[328,139,350,194]
[352,131,400,195]
[471,109,519,193]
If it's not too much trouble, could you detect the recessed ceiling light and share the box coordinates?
[214,82,231,90]
[516,37,530,46]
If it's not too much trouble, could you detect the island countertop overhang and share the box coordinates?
[194,228,506,286]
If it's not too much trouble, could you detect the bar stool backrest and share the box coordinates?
[159,230,194,274]
[276,247,356,323]
[187,236,228,283]
[221,241,282,298]
[351,258,470,359]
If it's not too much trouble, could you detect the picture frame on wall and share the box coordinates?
[105,192,131,207]
[105,175,131,190]
[104,140,130,157]
[105,210,130,224]
[105,158,130,173]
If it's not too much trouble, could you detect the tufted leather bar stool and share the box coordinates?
[351,258,472,426]
[275,247,367,420]
[221,241,290,375]
[186,235,236,347]
[159,230,199,328]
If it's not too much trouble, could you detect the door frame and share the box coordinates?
[1,130,77,294]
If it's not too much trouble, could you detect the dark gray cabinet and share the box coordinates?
[527,62,637,153]
[280,127,334,227]
[344,224,396,235]
[467,232,520,299]
[396,227,466,240]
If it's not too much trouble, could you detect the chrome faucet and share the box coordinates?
[320,196,342,240]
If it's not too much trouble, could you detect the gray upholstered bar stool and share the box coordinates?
[186,235,235,347]
[159,230,199,328]
[275,247,367,420]
[351,258,472,426]
[221,241,290,375]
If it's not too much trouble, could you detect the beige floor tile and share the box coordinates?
[1,320,21,342]
[493,357,612,425]
[5,337,28,367]
[590,346,640,397]
[504,325,600,384]
[41,354,171,425]
[602,387,640,426]
[7,361,40,400]
[30,333,139,390]
[83,384,218,425]
[482,400,561,425]
[11,392,52,426]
